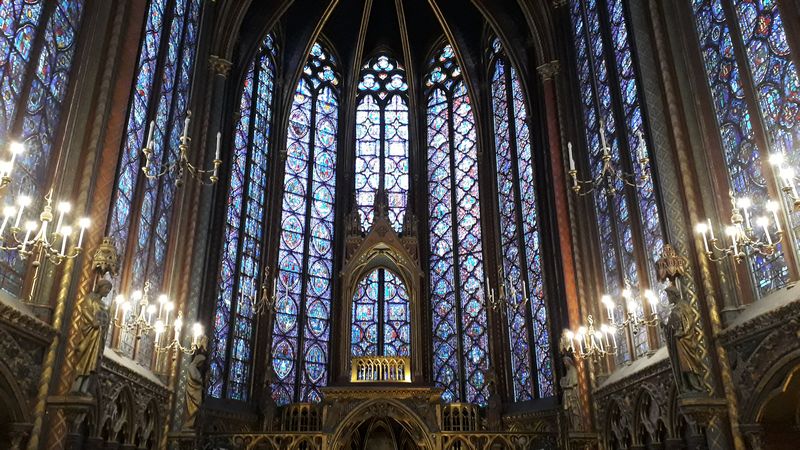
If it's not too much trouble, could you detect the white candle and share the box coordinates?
[707,219,715,241]
[147,120,155,149]
[59,227,71,256]
[182,116,190,141]
[599,120,608,153]
[14,196,29,228]
[696,222,710,252]
[637,130,646,161]
[77,218,90,248]
[727,226,739,256]
[215,132,222,160]
[757,217,772,245]
[766,201,781,232]
[567,142,575,172]
[738,197,752,229]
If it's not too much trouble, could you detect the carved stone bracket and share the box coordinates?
[677,394,728,428]
[537,60,560,81]
[567,431,599,450]
[208,55,232,76]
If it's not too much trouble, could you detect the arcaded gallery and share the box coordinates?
[0,0,798,448]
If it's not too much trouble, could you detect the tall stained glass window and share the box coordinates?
[689,0,798,296]
[568,0,666,362]
[208,35,277,401]
[489,38,553,400]
[0,1,87,293]
[271,41,339,406]
[355,54,409,231]
[426,43,490,405]
[350,269,411,357]
[107,0,202,366]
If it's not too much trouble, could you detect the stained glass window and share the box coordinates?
[271,41,339,406]
[0,0,86,294]
[208,35,277,400]
[568,0,666,362]
[107,0,202,366]
[350,269,410,357]
[489,39,553,400]
[426,44,490,405]
[355,54,409,231]
[689,0,796,296]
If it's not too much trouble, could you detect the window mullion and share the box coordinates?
[295,80,319,402]
[446,89,467,403]
[223,59,262,399]
[502,62,540,399]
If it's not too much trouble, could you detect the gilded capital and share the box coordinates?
[537,61,560,80]
[208,55,232,76]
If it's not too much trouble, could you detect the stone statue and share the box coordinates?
[485,368,502,430]
[560,352,582,431]
[260,362,279,431]
[663,284,705,393]
[184,336,208,429]
[72,279,113,394]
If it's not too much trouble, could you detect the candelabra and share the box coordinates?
[564,284,660,361]
[486,271,531,312]
[241,269,300,315]
[0,189,90,266]
[153,313,204,356]
[0,141,25,191]
[600,283,660,336]
[112,281,170,337]
[695,192,783,263]
[141,111,222,186]
[112,281,204,356]
[562,315,617,360]
[567,123,650,197]
[769,152,800,211]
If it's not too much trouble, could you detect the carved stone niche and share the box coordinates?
[339,204,423,383]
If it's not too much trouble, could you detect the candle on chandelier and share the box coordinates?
[726,226,739,256]
[567,142,576,172]
[600,324,612,348]
[781,167,799,198]
[192,322,203,347]
[21,220,37,251]
[0,206,15,236]
[158,294,168,319]
[14,195,30,228]
[182,115,191,141]
[55,201,71,235]
[766,201,781,233]
[59,226,72,256]
[601,294,614,322]
[173,314,183,341]
[77,217,90,249]
[154,320,166,346]
[9,141,24,171]
[757,216,773,245]
[637,130,646,161]
[146,120,155,150]
[645,290,658,315]
[114,294,125,321]
[695,222,710,253]
[737,197,752,229]
[599,120,609,155]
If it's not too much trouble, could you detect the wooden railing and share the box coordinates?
[350,356,411,382]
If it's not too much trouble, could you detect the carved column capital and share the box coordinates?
[537,60,561,81]
[208,55,232,77]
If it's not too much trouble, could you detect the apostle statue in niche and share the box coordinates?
[484,367,502,429]
[184,335,209,429]
[72,279,113,394]
[560,351,583,431]
[656,244,706,394]
[663,284,705,393]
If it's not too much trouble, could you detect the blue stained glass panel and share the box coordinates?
[690,0,789,294]
[272,42,338,406]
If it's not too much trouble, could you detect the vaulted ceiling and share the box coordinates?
[211,0,557,93]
